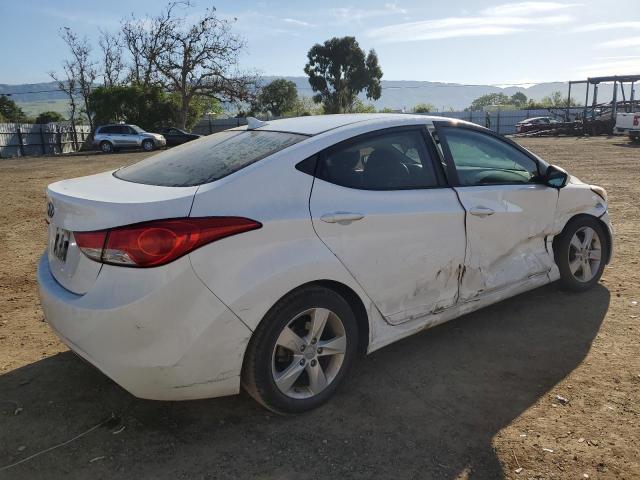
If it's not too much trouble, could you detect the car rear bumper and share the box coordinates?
[37,253,252,400]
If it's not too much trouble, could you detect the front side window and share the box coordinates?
[439,127,539,186]
[317,129,438,190]
[115,130,307,187]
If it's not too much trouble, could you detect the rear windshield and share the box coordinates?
[114,130,307,187]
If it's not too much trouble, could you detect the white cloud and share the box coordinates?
[482,1,579,17]
[367,12,573,43]
[598,36,640,48]
[573,22,640,32]
[574,57,640,77]
[283,18,314,27]
[331,4,408,24]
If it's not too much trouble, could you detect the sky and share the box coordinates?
[1,0,639,86]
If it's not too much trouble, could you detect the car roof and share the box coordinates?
[236,113,443,136]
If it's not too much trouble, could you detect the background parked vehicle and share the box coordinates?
[93,124,167,153]
[515,116,559,134]
[614,112,640,142]
[154,127,202,146]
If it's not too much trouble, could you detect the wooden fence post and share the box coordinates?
[39,125,46,155]
[16,125,25,157]
[56,125,63,154]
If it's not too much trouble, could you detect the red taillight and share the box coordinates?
[74,217,261,267]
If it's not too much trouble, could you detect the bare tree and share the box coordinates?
[129,3,257,128]
[99,29,124,87]
[57,27,97,130]
[121,3,178,88]
[49,66,79,148]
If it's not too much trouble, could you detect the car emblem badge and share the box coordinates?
[47,201,55,218]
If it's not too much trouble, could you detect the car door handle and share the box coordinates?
[320,212,365,224]
[469,206,495,217]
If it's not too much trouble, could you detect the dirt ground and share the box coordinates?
[0,137,638,479]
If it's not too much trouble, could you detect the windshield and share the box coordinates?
[115,129,307,187]
[130,125,145,133]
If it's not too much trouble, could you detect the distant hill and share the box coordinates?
[263,76,612,111]
[1,78,617,116]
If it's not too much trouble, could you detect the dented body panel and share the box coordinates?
[454,184,558,302]
[309,181,466,325]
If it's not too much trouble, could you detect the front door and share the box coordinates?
[309,127,466,325]
[434,123,558,301]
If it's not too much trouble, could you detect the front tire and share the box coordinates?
[142,139,155,151]
[242,285,359,414]
[554,216,607,291]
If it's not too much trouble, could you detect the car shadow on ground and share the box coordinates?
[0,284,609,479]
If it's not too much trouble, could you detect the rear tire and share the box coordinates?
[142,139,155,151]
[100,141,113,153]
[242,285,358,414]
[554,216,607,292]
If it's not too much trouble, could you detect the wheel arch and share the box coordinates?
[552,213,612,264]
[250,279,371,355]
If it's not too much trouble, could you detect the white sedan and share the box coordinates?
[38,114,613,414]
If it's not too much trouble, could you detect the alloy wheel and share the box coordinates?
[568,226,602,282]
[271,307,347,399]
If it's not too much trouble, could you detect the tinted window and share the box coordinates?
[99,126,116,134]
[317,129,438,190]
[439,127,539,186]
[115,130,307,186]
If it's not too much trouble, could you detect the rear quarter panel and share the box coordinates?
[187,135,378,335]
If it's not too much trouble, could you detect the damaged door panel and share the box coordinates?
[455,184,558,301]
[433,121,560,302]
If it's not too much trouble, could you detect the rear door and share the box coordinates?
[309,126,466,325]
[433,122,558,301]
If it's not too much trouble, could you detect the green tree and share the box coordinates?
[351,98,376,113]
[35,111,65,124]
[89,85,176,130]
[510,92,528,108]
[286,96,323,116]
[257,79,298,117]
[540,91,578,108]
[304,36,382,114]
[0,96,28,122]
[469,93,511,111]
[412,103,435,113]
[171,93,222,130]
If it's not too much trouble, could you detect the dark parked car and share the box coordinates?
[155,127,202,146]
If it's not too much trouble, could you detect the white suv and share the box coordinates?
[93,124,166,153]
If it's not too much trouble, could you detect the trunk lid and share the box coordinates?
[46,170,198,294]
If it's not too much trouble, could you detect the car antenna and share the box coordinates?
[246,117,268,130]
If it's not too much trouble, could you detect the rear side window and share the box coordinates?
[115,130,307,187]
[317,129,438,190]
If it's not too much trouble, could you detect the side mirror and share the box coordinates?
[545,164,569,188]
